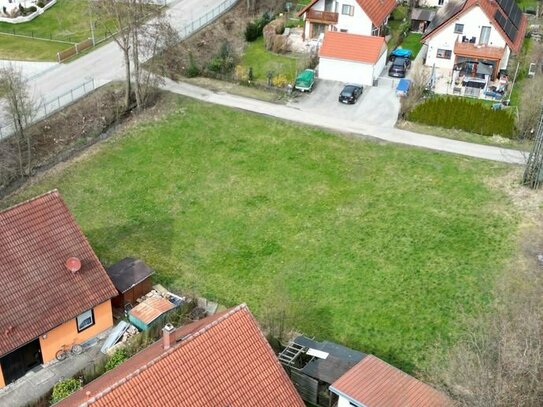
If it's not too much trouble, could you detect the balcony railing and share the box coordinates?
[306,9,338,24]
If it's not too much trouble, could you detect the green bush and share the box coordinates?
[50,378,82,404]
[186,52,199,78]
[408,97,515,137]
[207,42,235,74]
[36,1,45,7]
[105,347,129,371]
[244,13,272,42]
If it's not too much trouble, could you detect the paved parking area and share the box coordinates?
[288,79,400,128]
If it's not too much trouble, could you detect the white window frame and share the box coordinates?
[76,309,95,332]
[454,23,464,34]
[436,49,452,59]
[341,4,354,16]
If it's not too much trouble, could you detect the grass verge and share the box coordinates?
[6,94,517,373]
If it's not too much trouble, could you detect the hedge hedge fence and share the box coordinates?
[408,96,516,138]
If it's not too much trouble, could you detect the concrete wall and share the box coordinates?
[303,0,373,37]
[39,300,113,363]
[373,47,388,81]
[425,6,509,69]
[319,57,374,86]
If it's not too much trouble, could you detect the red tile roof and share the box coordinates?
[422,0,527,54]
[56,304,305,407]
[129,297,175,325]
[0,190,117,358]
[320,31,386,63]
[331,355,452,407]
[298,0,397,27]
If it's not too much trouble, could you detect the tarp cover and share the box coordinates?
[295,69,315,88]
[391,48,413,58]
[396,78,411,92]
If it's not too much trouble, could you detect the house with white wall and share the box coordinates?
[318,31,388,86]
[297,0,397,40]
[419,0,449,8]
[422,0,526,80]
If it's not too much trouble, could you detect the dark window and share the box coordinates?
[436,49,452,59]
[454,23,464,34]
[76,309,95,332]
[438,0,444,4]
[340,29,348,32]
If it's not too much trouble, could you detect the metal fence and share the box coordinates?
[0,78,97,140]
[178,0,238,39]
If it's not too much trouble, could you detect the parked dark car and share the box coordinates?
[388,57,411,78]
[338,84,363,104]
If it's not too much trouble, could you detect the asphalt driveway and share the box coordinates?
[288,79,400,128]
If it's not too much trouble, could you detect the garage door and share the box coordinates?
[318,57,374,86]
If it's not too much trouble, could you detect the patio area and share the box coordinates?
[429,65,510,101]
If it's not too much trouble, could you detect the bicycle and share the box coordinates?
[55,342,83,361]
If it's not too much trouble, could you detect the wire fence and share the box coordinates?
[0,78,97,140]
[178,0,238,40]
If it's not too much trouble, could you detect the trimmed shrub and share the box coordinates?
[50,378,82,404]
[408,96,515,137]
[271,74,289,88]
[37,1,45,7]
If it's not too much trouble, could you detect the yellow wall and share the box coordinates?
[0,363,5,388]
[39,300,113,363]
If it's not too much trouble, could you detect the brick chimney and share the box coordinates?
[162,323,175,350]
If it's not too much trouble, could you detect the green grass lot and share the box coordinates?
[0,33,65,61]
[242,37,299,82]
[400,33,423,58]
[0,0,114,61]
[0,0,105,42]
[8,96,516,373]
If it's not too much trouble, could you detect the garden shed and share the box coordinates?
[411,8,436,33]
[106,257,155,309]
[279,336,365,407]
[128,297,176,331]
[318,31,387,87]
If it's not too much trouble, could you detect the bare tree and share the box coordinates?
[93,0,134,109]
[399,63,430,118]
[93,0,177,111]
[0,65,38,179]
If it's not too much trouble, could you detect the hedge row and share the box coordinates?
[408,97,515,138]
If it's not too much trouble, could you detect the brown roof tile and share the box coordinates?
[0,190,117,357]
[56,305,305,407]
[320,31,386,63]
[129,297,175,325]
[331,355,452,407]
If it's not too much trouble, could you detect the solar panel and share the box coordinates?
[510,7,521,29]
[504,19,518,42]
[494,10,507,30]
[495,0,522,42]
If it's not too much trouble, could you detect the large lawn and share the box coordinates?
[0,33,67,61]
[8,95,516,373]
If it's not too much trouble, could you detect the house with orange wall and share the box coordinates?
[0,190,118,388]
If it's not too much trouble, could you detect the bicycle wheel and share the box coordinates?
[71,344,83,355]
[56,349,67,361]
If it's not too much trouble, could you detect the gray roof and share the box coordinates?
[411,8,436,22]
[425,0,467,35]
[106,257,155,293]
[294,336,366,384]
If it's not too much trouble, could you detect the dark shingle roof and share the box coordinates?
[106,257,154,294]
[0,190,117,357]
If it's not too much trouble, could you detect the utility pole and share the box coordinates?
[90,20,96,46]
[523,104,543,188]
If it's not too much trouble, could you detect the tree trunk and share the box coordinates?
[123,47,132,109]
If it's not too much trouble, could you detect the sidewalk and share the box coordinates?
[160,78,527,165]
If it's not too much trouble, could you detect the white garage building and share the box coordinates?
[318,31,388,87]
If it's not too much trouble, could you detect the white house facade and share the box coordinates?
[318,31,387,86]
[423,0,526,80]
[298,0,397,39]
[419,0,449,8]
